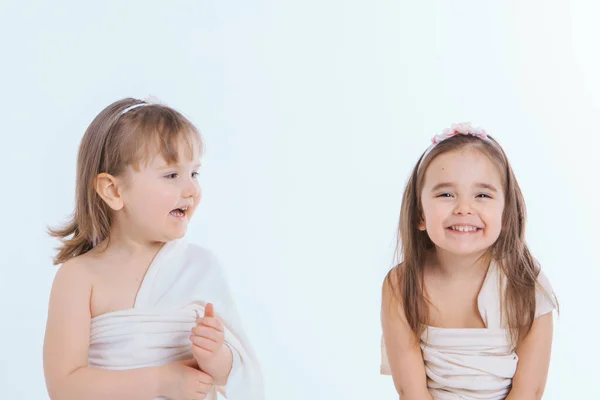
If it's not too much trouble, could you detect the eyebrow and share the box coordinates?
[430,182,498,192]
[156,163,202,170]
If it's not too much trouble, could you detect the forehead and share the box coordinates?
[424,147,503,187]
[147,145,201,168]
[134,135,202,170]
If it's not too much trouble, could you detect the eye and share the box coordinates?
[191,171,199,179]
[477,193,492,199]
[437,192,453,198]
[165,173,178,179]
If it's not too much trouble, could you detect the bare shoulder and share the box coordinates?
[44,254,96,392]
[382,264,405,307]
[47,253,95,324]
[51,254,94,296]
[381,264,411,339]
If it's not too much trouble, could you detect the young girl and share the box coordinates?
[43,97,263,400]
[380,123,558,400]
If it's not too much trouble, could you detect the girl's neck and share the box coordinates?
[431,248,491,280]
[95,220,164,260]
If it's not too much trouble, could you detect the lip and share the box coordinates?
[445,223,483,228]
[169,206,190,219]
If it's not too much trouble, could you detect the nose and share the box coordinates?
[183,177,201,200]
[453,197,473,215]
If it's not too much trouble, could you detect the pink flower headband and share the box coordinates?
[431,122,487,145]
[419,122,488,168]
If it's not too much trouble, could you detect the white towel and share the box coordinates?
[88,239,264,399]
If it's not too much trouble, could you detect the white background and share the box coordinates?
[1,1,599,399]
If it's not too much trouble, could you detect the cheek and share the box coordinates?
[194,182,202,200]
[189,186,202,215]
[481,202,504,228]
[130,182,179,213]
[422,199,449,224]
[152,188,181,210]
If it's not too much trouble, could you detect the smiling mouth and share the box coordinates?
[447,225,482,232]
[170,206,189,218]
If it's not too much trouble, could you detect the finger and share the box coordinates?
[196,317,223,331]
[192,345,213,360]
[204,303,215,318]
[195,382,212,392]
[191,325,222,341]
[190,332,221,348]
[191,335,218,351]
[194,370,213,385]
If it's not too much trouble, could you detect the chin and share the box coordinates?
[434,241,492,257]
[170,230,188,240]
[156,229,187,243]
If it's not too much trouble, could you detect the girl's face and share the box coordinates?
[419,146,505,257]
[117,144,202,243]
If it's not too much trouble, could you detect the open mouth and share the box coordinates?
[447,225,482,233]
[169,206,189,218]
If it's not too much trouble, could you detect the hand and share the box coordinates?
[159,359,213,400]
[190,303,225,367]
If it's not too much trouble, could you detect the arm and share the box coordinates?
[43,260,167,400]
[506,312,554,400]
[381,269,434,400]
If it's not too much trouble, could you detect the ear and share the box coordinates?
[418,214,427,231]
[94,173,124,211]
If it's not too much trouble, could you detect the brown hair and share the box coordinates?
[386,133,558,346]
[48,98,202,265]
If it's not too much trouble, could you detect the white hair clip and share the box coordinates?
[120,95,166,115]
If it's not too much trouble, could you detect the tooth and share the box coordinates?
[451,225,480,232]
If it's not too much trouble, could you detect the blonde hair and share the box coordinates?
[48,98,202,265]
[386,133,558,346]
